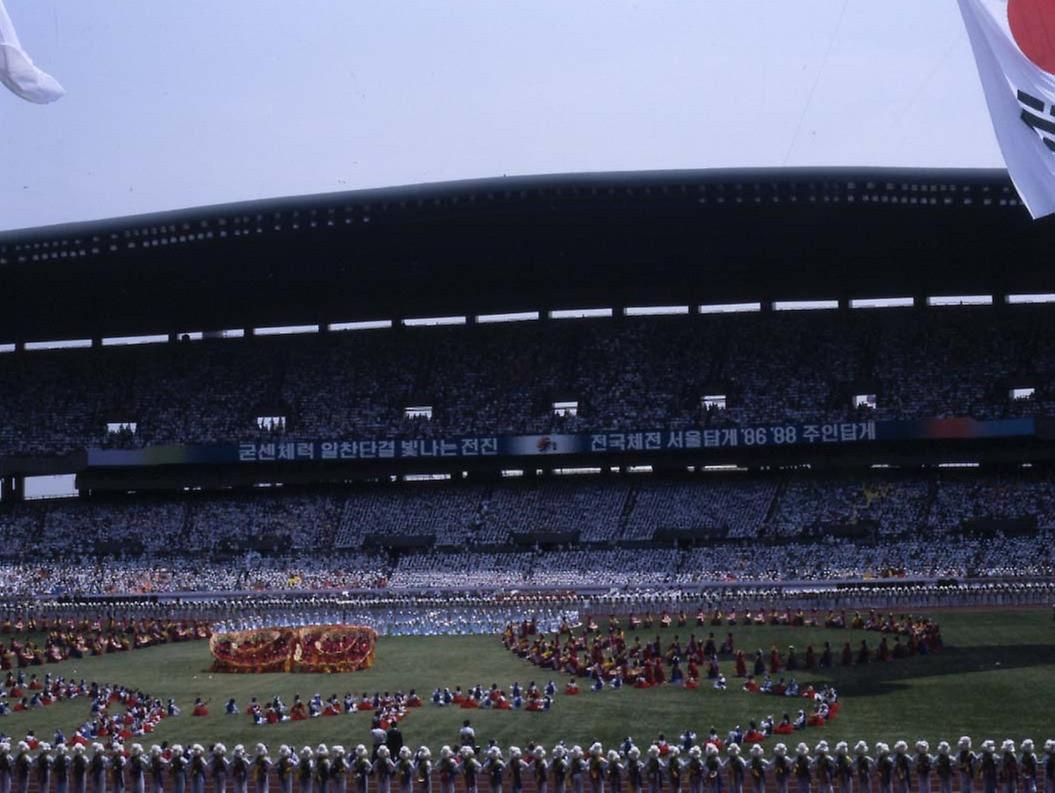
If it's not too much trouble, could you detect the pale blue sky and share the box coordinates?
[0,0,1002,232]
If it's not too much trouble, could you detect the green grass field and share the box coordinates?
[7,608,1054,751]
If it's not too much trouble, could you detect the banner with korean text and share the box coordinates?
[84,417,1036,467]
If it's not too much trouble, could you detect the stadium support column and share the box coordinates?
[2,476,23,503]
[994,292,1011,319]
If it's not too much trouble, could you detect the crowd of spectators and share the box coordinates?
[925,472,1055,532]
[627,479,778,540]
[335,486,482,549]
[0,525,1050,596]
[2,307,1055,455]
[0,552,390,597]
[766,476,931,538]
[3,470,1055,563]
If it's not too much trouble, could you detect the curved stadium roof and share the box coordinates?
[1,167,1053,341]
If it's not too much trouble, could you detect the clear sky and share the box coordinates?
[0,0,1003,233]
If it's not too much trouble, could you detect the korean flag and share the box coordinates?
[958,0,1055,218]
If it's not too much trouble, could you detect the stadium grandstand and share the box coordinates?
[0,168,1053,597]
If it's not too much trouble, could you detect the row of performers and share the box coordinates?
[503,634,939,684]
[79,683,174,744]
[0,677,172,735]
[0,738,1052,793]
[0,617,203,635]
[535,610,939,638]
[227,687,548,718]
[230,691,423,725]
[516,615,942,661]
[432,682,556,712]
[0,620,210,669]
[0,742,435,793]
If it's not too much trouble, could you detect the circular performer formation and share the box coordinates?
[208,624,377,673]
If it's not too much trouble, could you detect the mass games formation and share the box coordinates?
[502,609,941,690]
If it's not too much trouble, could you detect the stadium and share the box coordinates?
[0,167,1050,779]
[2,1,1055,790]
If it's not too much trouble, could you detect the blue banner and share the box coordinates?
[84,417,1037,467]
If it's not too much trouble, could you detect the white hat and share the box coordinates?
[689,747,701,759]
[378,747,390,759]
[774,744,787,757]
[1021,740,1034,753]
[937,742,950,755]
[727,744,740,756]
[894,742,908,755]
[648,746,660,758]
[835,743,848,756]
[815,742,829,755]
[750,745,764,758]
[1002,740,1015,754]
[958,737,972,751]
[399,747,412,760]
[214,744,227,756]
[510,747,522,759]
[796,743,809,757]
[916,741,929,753]
[706,744,719,757]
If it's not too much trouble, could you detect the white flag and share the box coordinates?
[0,0,63,104]
[958,0,1055,218]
